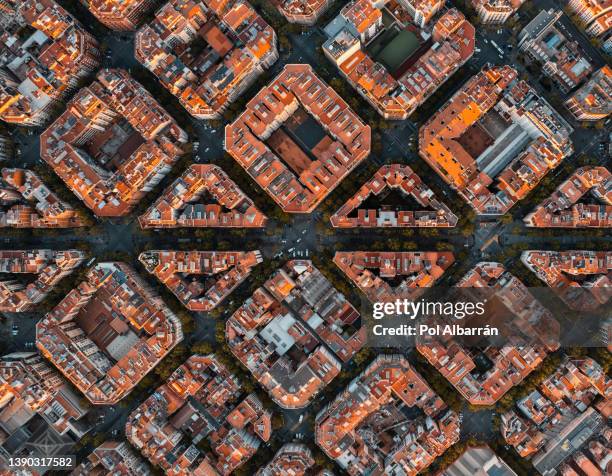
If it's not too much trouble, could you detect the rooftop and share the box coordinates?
[0,249,84,312]
[334,251,454,302]
[418,262,560,405]
[565,65,612,120]
[255,443,314,476]
[524,166,611,228]
[521,250,611,311]
[226,260,365,408]
[72,440,151,476]
[0,351,89,440]
[274,0,333,25]
[225,64,371,213]
[0,0,100,126]
[501,357,610,472]
[441,445,517,476]
[419,64,573,215]
[126,354,272,475]
[323,2,474,119]
[315,354,460,475]
[566,0,612,37]
[139,250,262,312]
[84,0,156,30]
[330,164,458,228]
[139,164,267,228]
[40,69,187,217]
[134,0,278,119]
[36,262,183,404]
[0,168,85,228]
[519,9,593,92]
[472,0,527,24]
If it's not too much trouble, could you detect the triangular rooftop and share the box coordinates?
[0,168,86,228]
[521,250,611,311]
[524,166,611,228]
[333,251,455,302]
[139,250,262,311]
[0,249,85,312]
[139,164,267,228]
[330,164,457,228]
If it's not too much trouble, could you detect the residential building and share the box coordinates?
[83,0,157,30]
[524,166,611,227]
[139,164,267,228]
[316,354,460,475]
[225,64,371,213]
[126,354,272,475]
[0,168,85,228]
[275,0,333,25]
[226,260,365,408]
[565,65,612,121]
[330,164,458,228]
[139,250,262,312]
[72,440,151,476]
[323,2,474,119]
[0,0,100,126]
[521,250,611,311]
[399,0,446,28]
[333,251,454,302]
[40,69,187,217]
[501,357,611,475]
[418,262,560,405]
[566,0,612,37]
[256,443,314,476]
[419,64,573,215]
[519,9,593,92]
[36,262,184,404]
[134,0,278,119]
[0,352,90,472]
[471,0,526,25]
[0,250,84,312]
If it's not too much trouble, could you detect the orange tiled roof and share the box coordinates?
[126,354,271,475]
[565,65,612,120]
[323,3,474,119]
[521,250,612,311]
[226,260,365,408]
[36,262,184,404]
[315,354,460,475]
[0,0,100,126]
[0,168,86,228]
[417,262,560,405]
[85,0,156,30]
[275,0,333,25]
[139,250,262,311]
[40,69,187,217]
[0,249,84,312]
[525,166,612,228]
[255,443,314,476]
[139,164,267,228]
[419,64,573,215]
[225,64,371,213]
[331,164,458,228]
[334,251,454,302]
[134,0,278,119]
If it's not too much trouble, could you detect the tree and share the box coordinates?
[191,342,213,355]
[271,413,284,430]
[154,345,189,380]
